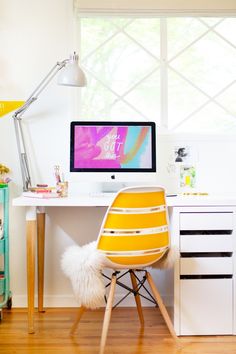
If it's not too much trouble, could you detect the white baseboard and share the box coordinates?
[12,294,173,308]
[12,295,78,308]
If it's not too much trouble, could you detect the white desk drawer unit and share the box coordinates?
[180,278,233,335]
[180,234,233,252]
[180,211,233,230]
[180,257,233,275]
[173,208,235,336]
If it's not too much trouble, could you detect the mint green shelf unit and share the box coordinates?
[0,185,12,320]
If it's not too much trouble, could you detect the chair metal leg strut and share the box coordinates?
[102,270,157,308]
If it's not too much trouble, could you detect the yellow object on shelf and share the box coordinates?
[0,101,25,117]
[182,192,209,196]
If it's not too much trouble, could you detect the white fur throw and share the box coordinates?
[61,242,178,309]
[61,241,107,309]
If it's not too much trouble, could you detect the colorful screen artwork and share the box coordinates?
[70,122,156,171]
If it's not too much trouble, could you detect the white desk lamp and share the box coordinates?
[13,52,86,191]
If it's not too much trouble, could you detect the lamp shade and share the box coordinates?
[57,53,86,87]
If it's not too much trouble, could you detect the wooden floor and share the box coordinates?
[0,307,236,354]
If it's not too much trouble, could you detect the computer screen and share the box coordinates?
[70,121,156,174]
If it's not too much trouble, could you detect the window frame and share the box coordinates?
[75,14,236,135]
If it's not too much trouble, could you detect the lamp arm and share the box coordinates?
[14,118,31,191]
[13,58,68,191]
[14,59,68,119]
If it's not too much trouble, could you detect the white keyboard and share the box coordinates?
[89,192,117,198]
[90,192,177,198]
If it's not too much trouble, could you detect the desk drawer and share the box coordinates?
[180,212,233,231]
[180,278,233,335]
[180,234,233,252]
[180,257,233,275]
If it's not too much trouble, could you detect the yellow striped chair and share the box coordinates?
[72,186,178,353]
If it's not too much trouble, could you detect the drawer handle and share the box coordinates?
[180,274,232,279]
[180,230,232,235]
[181,252,232,258]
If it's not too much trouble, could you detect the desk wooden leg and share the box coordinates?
[26,207,37,334]
[37,209,45,313]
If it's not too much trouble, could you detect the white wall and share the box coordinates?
[1,0,236,308]
[157,134,236,195]
[0,0,82,307]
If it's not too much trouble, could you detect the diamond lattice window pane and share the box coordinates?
[110,100,146,121]
[80,16,236,133]
[216,83,236,116]
[80,18,119,57]
[83,32,158,95]
[171,31,236,96]
[124,18,160,58]
[167,18,208,59]
[174,102,236,133]
[168,69,208,129]
[81,76,118,120]
[199,18,223,27]
[125,70,161,123]
[110,18,134,28]
[214,19,236,47]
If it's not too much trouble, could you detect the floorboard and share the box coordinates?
[0,308,236,354]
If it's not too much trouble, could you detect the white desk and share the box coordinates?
[12,194,236,334]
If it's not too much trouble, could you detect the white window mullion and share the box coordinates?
[160,18,168,129]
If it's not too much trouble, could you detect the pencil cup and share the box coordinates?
[56,181,68,197]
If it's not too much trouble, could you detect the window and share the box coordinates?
[78,17,236,133]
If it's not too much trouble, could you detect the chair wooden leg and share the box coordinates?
[70,306,86,335]
[99,274,116,354]
[130,271,144,327]
[146,271,179,343]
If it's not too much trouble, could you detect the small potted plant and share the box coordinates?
[0,164,10,185]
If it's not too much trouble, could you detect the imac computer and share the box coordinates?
[69,121,157,193]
